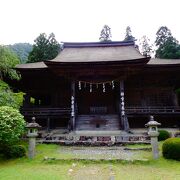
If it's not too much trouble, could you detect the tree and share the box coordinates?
[27,33,60,63]
[124,26,135,41]
[99,25,112,42]
[0,80,24,109]
[0,106,25,146]
[8,43,32,63]
[155,26,180,59]
[139,36,153,57]
[0,46,23,111]
[155,26,174,47]
[156,40,180,59]
[0,46,20,80]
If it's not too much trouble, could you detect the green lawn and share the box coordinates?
[0,143,180,180]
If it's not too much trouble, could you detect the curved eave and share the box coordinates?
[147,64,180,68]
[44,57,150,67]
[15,62,48,71]
[147,58,180,68]
[16,68,48,72]
[145,63,180,68]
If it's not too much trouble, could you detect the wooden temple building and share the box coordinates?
[15,41,180,133]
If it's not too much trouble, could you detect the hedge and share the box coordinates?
[162,138,180,161]
[158,130,170,141]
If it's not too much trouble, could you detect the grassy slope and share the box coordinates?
[0,143,180,180]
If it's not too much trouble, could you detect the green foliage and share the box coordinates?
[27,33,60,63]
[124,26,135,41]
[3,145,26,159]
[0,80,24,109]
[0,106,25,146]
[8,43,32,63]
[13,91,24,108]
[155,26,173,47]
[156,39,180,59]
[162,138,180,160]
[99,25,112,42]
[0,45,20,80]
[155,26,180,59]
[158,130,171,141]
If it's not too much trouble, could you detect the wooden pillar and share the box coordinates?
[70,80,76,131]
[119,80,129,131]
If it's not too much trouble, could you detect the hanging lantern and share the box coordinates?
[78,81,81,90]
[90,83,92,92]
[103,83,106,92]
[112,80,115,89]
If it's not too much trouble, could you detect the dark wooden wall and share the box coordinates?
[21,69,71,108]
[125,71,179,107]
[128,116,180,128]
[125,87,177,107]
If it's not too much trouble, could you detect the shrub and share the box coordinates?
[0,80,24,109]
[0,106,25,146]
[3,145,26,159]
[158,130,170,141]
[162,138,180,161]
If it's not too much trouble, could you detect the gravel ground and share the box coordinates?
[59,146,140,160]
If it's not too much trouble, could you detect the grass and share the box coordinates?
[0,143,180,180]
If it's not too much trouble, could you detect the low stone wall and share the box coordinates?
[39,134,150,145]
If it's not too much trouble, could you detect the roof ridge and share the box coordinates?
[62,41,135,48]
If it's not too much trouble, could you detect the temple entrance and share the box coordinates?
[77,84,118,114]
[76,84,120,130]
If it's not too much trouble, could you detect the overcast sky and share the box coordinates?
[0,0,180,45]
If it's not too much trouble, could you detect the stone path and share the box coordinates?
[59,146,142,160]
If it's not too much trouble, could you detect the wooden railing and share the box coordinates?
[21,106,180,117]
[125,106,180,114]
[21,107,71,117]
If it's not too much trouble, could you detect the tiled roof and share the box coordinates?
[51,41,144,63]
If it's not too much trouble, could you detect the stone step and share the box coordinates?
[76,114,120,131]
[74,130,125,135]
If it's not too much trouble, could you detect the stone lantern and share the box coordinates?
[145,115,161,159]
[26,117,41,159]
